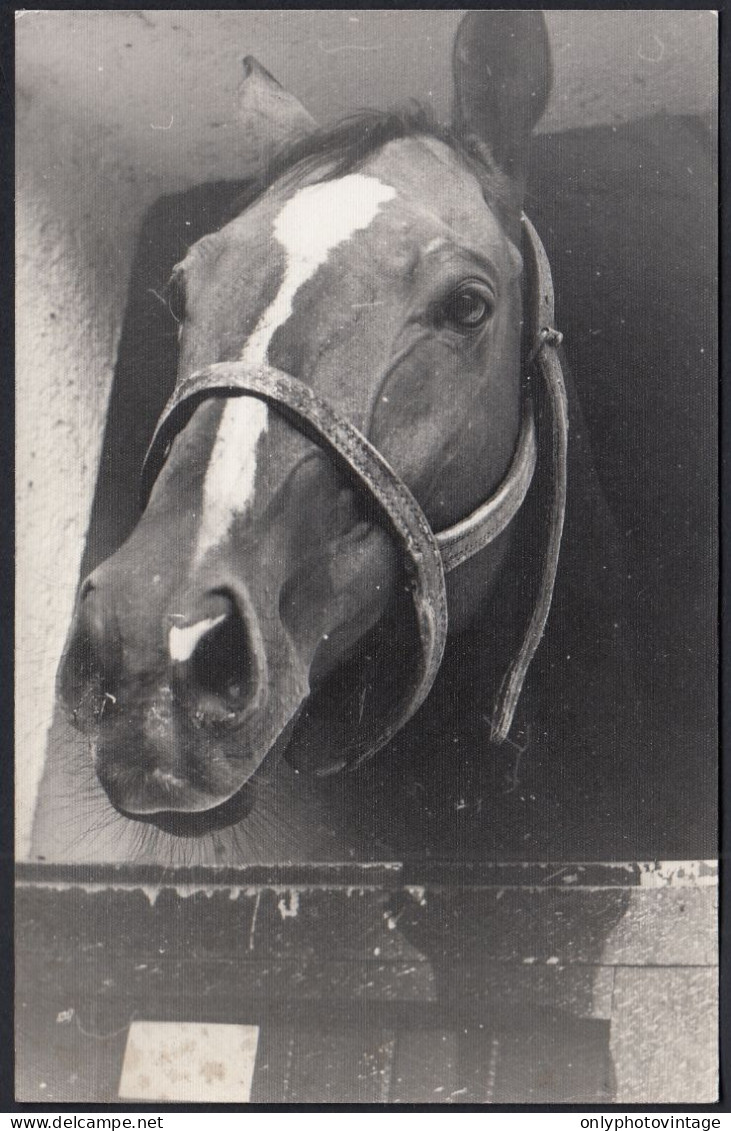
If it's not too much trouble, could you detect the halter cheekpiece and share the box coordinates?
[140,215,568,766]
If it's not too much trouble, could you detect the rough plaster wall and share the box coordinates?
[15,10,717,857]
[15,94,154,855]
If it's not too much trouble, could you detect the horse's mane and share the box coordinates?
[229,104,515,230]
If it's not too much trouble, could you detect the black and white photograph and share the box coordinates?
[15,9,718,1107]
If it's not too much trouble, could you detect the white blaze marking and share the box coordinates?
[195,398,269,563]
[242,174,397,368]
[168,614,226,662]
[195,174,396,562]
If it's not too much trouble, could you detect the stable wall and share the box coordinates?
[15,10,717,857]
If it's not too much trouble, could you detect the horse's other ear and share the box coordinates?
[236,56,318,171]
[452,12,552,211]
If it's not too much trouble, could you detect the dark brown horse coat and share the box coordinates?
[51,15,715,863]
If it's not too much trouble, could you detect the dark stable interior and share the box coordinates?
[44,113,716,863]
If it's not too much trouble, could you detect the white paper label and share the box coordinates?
[119,1021,260,1103]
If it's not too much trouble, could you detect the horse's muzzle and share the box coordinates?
[59,584,266,725]
[58,581,285,817]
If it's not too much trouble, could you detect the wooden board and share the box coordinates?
[15,861,717,1105]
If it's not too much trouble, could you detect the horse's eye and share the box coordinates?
[443,283,494,331]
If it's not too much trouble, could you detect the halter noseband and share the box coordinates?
[140,215,568,763]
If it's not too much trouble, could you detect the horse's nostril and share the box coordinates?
[177,594,260,719]
[59,587,122,723]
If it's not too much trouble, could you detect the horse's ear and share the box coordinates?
[236,56,318,170]
[452,12,552,211]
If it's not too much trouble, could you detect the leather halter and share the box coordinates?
[140,215,567,763]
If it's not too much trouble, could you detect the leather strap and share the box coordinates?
[489,215,568,741]
[139,215,567,756]
[436,404,536,571]
[141,362,450,753]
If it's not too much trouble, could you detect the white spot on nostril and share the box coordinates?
[169,614,227,663]
[151,768,188,790]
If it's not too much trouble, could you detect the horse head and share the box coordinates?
[58,13,560,837]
